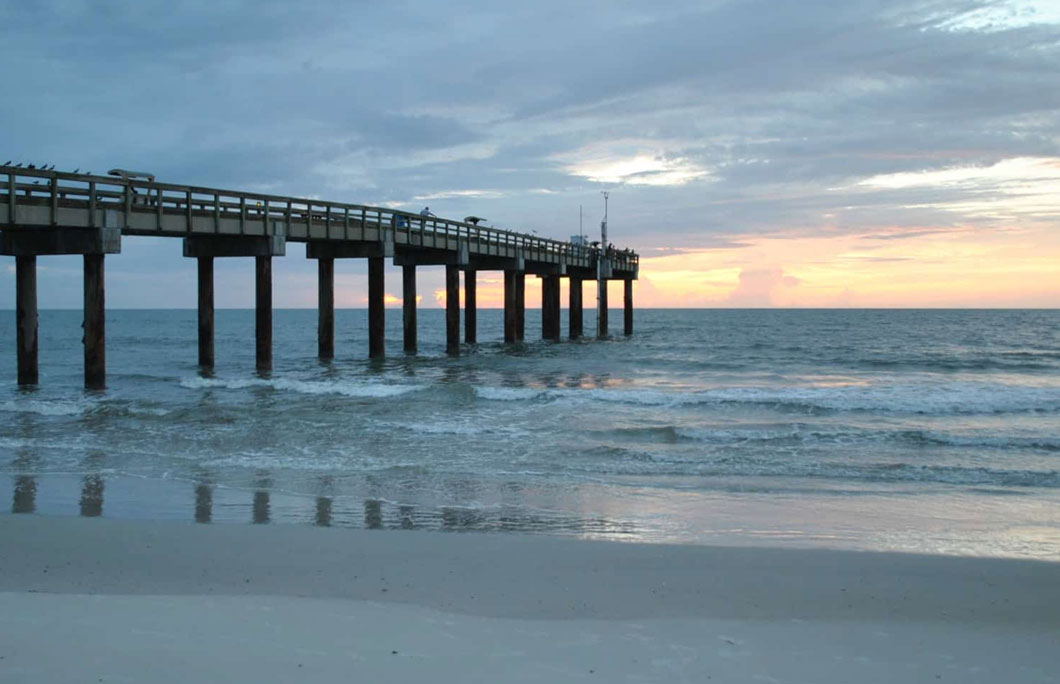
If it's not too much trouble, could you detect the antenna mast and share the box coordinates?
[600,191,609,247]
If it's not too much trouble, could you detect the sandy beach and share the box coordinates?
[1,515,1057,683]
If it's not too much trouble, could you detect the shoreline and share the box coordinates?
[2,515,1059,682]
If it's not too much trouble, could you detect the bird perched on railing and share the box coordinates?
[2,160,10,166]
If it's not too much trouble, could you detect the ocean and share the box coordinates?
[2,308,1058,559]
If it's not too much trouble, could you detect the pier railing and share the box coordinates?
[1,166,638,271]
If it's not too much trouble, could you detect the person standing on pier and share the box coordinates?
[419,206,435,228]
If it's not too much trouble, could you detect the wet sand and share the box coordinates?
[1,515,1057,682]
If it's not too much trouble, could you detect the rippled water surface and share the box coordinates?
[2,308,1058,559]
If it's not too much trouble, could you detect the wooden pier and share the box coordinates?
[1,165,638,388]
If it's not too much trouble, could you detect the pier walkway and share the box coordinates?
[1,165,638,388]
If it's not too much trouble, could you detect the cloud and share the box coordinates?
[2,0,1059,307]
[726,267,802,307]
[853,156,1060,221]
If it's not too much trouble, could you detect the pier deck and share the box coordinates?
[1,165,638,387]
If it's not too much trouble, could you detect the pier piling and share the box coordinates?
[568,276,583,340]
[255,256,272,373]
[464,269,477,345]
[197,256,214,369]
[542,274,560,341]
[83,254,106,389]
[597,278,608,339]
[15,255,38,385]
[504,270,518,343]
[402,264,417,354]
[368,256,385,358]
[515,271,525,342]
[446,265,460,355]
[624,279,633,336]
[317,257,334,360]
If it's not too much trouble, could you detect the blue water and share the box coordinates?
[2,308,1058,559]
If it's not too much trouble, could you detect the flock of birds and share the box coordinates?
[2,161,92,174]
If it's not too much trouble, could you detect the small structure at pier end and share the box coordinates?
[1,165,638,388]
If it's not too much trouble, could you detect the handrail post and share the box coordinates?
[87,181,96,227]
[49,176,58,226]
[123,183,132,228]
[6,172,15,223]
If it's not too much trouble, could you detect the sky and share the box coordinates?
[1,0,1058,308]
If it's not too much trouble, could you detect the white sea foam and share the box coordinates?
[377,419,531,438]
[695,383,1060,415]
[473,381,1060,415]
[473,386,547,401]
[125,406,172,417]
[0,398,89,416]
[180,376,420,399]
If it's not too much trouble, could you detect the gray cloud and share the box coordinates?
[1,0,1058,304]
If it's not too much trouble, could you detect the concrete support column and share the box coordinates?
[504,270,517,344]
[624,279,633,336]
[464,269,477,345]
[515,271,525,342]
[597,278,608,339]
[83,254,105,390]
[368,256,385,358]
[197,256,214,369]
[542,274,560,341]
[16,256,38,385]
[445,264,460,356]
[317,257,334,360]
[402,264,417,354]
[568,277,583,340]
[255,255,272,373]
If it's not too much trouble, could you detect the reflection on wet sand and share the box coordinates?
[195,484,213,524]
[314,476,334,527]
[80,474,104,517]
[11,413,40,514]
[364,499,383,529]
[252,473,271,524]
[315,497,332,527]
[443,506,485,529]
[79,450,105,518]
[252,490,270,524]
[13,475,36,514]
[400,504,415,530]
[7,475,639,539]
